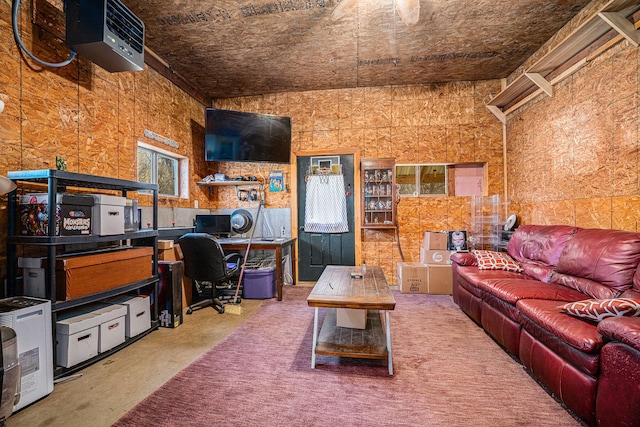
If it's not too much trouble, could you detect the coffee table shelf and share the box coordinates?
[307,265,395,374]
[315,309,388,359]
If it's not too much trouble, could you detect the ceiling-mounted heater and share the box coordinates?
[65,0,145,73]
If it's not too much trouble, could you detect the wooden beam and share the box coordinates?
[598,11,640,46]
[525,73,553,97]
[486,105,506,124]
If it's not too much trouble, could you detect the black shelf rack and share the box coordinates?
[6,169,160,379]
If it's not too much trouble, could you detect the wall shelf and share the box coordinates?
[487,0,640,122]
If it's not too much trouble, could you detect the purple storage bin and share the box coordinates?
[242,267,276,299]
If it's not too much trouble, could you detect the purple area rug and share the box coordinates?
[114,286,580,426]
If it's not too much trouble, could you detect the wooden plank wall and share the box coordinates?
[0,1,505,284]
[506,5,640,232]
[212,81,505,281]
[0,0,208,277]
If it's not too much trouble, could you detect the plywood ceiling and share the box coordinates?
[125,0,591,100]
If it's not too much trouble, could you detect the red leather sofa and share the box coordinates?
[451,225,640,426]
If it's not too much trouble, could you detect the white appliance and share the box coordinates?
[0,297,53,411]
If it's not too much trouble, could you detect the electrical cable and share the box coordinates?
[12,0,77,68]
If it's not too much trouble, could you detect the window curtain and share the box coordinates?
[304,174,349,233]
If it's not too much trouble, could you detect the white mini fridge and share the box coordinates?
[0,297,53,411]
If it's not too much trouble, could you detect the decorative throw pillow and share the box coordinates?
[560,298,640,322]
[473,250,523,273]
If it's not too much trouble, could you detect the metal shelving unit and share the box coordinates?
[6,169,160,379]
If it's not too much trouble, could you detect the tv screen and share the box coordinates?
[205,108,292,163]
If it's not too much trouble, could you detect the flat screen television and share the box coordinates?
[205,108,292,163]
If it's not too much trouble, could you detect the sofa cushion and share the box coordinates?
[550,273,620,300]
[507,225,578,266]
[555,228,640,294]
[598,316,640,352]
[477,278,587,305]
[518,259,556,282]
[473,250,522,272]
[450,251,476,266]
[560,298,640,322]
[517,299,603,354]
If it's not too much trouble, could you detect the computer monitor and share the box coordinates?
[194,215,232,237]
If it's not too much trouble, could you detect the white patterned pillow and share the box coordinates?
[473,250,523,273]
[560,298,640,322]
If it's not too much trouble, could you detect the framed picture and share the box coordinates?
[447,230,468,251]
[269,170,285,192]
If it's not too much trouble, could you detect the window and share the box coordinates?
[396,163,485,197]
[137,142,188,197]
[397,164,447,196]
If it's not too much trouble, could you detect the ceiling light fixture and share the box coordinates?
[331,0,420,27]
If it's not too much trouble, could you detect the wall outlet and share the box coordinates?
[194,200,199,209]
[280,226,286,237]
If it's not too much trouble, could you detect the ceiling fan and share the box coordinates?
[331,0,421,27]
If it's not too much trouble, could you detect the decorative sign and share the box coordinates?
[144,129,179,149]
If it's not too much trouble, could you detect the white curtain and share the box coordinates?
[304,174,349,233]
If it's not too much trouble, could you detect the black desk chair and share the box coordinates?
[178,233,243,314]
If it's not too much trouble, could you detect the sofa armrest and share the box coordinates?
[598,317,640,352]
[450,252,476,266]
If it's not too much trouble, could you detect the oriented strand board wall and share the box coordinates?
[0,0,207,276]
[506,29,640,230]
[213,81,504,280]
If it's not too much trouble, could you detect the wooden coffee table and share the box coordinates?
[307,265,396,375]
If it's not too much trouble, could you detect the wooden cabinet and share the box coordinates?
[361,158,397,228]
[6,169,159,379]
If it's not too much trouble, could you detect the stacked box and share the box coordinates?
[89,303,127,352]
[397,262,428,294]
[56,312,101,368]
[92,194,126,235]
[56,247,153,301]
[18,257,47,298]
[104,295,151,338]
[418,231,455,294]
[20,193,93,236]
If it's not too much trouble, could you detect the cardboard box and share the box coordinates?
[56,247,153,300]
[336,308,367,329]
[420,248,454,265]
[158,240,174,250]
[88,303,127,352]
[397,262,428,294]
[20,193,93,236]
[92,194,126,236]
[18,257,47,298]
[427,264,453,295]
[422,231,448,250]
[104,295,151,338]
[56,312,101,367]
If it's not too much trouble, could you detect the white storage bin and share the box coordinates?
[18,257,46,298]
[56,312,101,368]
[89,303,128,352]
[92,195,126,236]
[105,295,151,338]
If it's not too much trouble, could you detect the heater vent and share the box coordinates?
[106,0,144,54]
[66,0,145,73]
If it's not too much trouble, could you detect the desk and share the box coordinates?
[307,265,396,374]
[217,237,296,301]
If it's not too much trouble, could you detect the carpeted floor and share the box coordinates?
[114,286,581,426]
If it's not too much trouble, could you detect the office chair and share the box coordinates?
[178,233,243,314]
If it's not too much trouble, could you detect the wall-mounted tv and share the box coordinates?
[205,108,292,164]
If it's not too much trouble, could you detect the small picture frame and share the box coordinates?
[269,170,285,192]
[447,230,468,251]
